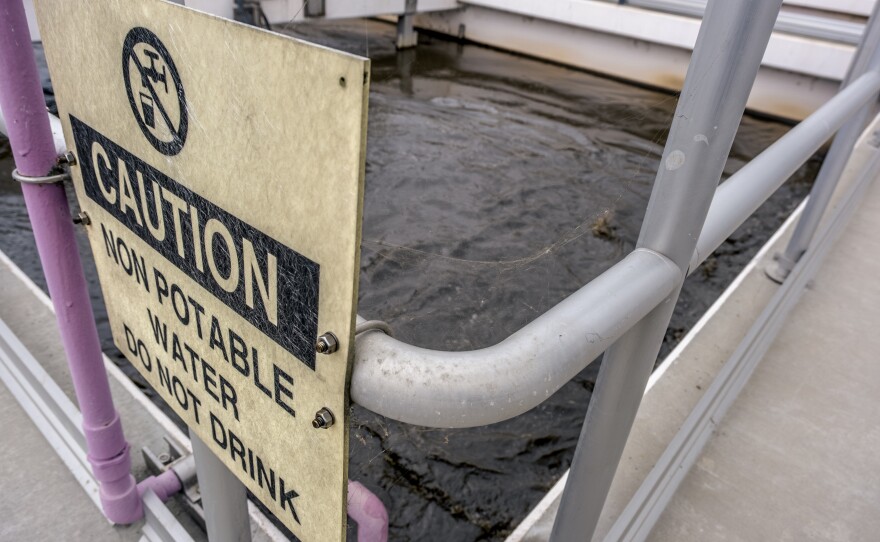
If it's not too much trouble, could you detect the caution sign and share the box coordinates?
[34,1,369,540]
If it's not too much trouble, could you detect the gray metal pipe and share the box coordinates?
[773,0,880,280]
[348,44,880,430]
[623,0,864,45]
[689,70,880,272]
[350,248,680,428]
[550,1,783,540]
[191,430,253,542]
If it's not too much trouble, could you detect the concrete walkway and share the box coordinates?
[0,251,203,541]
[0,379,137,541]
[649,162,880,541]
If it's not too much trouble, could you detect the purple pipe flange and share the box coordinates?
[0,0,143,523]
[138,470,184,503]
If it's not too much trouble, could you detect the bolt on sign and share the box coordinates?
[34,0,369,539]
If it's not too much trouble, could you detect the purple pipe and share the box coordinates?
[0,0,143,523]
[138,470,184,503]
[348,480,389,542]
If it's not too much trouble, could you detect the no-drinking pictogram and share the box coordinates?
[122,27,188,155]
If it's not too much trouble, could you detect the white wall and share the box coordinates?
[185,0,235,19]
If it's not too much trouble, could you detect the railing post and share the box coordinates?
[396,0,418,49]
[549,1,783,540]
[768,1,880,282]
[191,430,253,542]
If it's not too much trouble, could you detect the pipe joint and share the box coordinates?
[82,410,127,459]
[137,469,184,503]
[87,442,134,482]
[87,443,144,523]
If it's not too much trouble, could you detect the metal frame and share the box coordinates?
[7,64,876,429]
[142,490,197,542]
[619,0,865,45]
[692,70,880,271]
[771,0,880,281]
[551,2,784,539]
[351,66,880,429]
[602,123,880,542]
[396,0,419,48]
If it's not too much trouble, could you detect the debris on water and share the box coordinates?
[702,256,718,278]
[591,210,618,241]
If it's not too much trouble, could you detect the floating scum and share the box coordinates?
[33,0,371,539]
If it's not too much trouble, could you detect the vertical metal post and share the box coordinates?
[191,431,253,542]
[769,1,880,282]
[0,0,142,523]
[396,0,418,49]
[549,1,783,540]
[304,0,326,18]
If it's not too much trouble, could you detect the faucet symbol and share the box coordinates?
[141,49,168,93]
[139,48,169,130]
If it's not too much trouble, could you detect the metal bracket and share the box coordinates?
[764,251,796,284]
[11,152,75,185]
[11,168,70,185]
[355,320,394,337]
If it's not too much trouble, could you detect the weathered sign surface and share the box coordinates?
[35,1,369,539]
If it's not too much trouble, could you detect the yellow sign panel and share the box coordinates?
[34,1,369,539]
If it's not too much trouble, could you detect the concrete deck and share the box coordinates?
[0,378,134,541]
[649,153,880,542]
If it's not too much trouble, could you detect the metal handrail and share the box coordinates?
[351,70,880,428]
[352,249,681,428]
[691,70,880,271]
[619,0,865,44]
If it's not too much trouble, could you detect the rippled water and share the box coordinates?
[0,20,821,541]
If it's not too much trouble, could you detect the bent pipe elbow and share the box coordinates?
[350,249,681,428]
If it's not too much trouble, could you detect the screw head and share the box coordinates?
[72,211,91,226]
[315,332,339,355]
[62,151,77,166]
[312,407,335,429]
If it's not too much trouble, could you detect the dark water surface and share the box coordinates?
[0,20,820,541]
